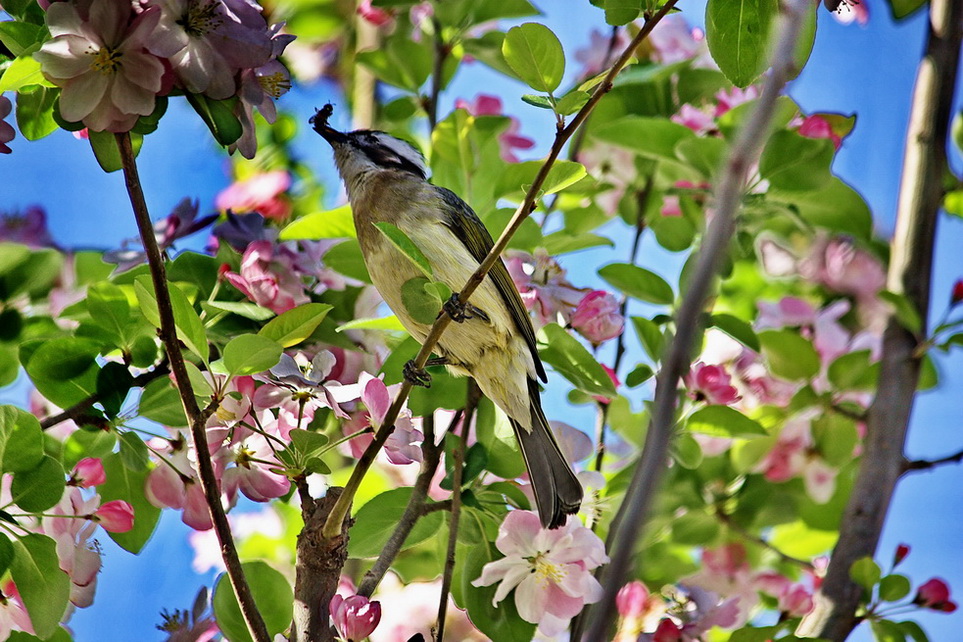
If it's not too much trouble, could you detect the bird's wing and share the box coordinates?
[436,187,547,383]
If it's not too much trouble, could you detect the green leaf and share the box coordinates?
[212,561,293,642]
[555,89,590,116]
[705,0,779,87]
[828,350,878,390]
[99,452,161,553]
[599,263,674,305]
[223,334,282,376]
[495,159,587,199]
[87,129,143,173]
[538,323,617,398]
[593,116,696,160]
[0,406,44,474]
[502,23,565,93]
[631,316,665,362]
[879,574,912,602]
[201,300,275,321]
[757,330,820,380]
[278,205,356,240]
[710,313,760,351]
[759,130,835,191]
[521,94,554,110]
[138,377,189,427]
[118,431,150,471]
[871,619,907,642]
[87,281,132,345]
[770,177,873,239]
[400,276,443,325]
[24,337,100,408]
[475,397,525,479]
[186,93,242,146]
[357,37,433,92]
[461,541,537,641]
[348,488,445,558]
[11,455,66,512]
[15,86,59,140]
[288,428,329,458]
[625,363,653,386]
[10,534,70,639]
[0,247,63,299]
[540,231,612,255]
[0,22,46,56]
[944,190,963,218]
[686,405,766,437]
[888,0,927,19]
[604,0,642,25]
[897,620,929,642]
[671,511,721,544]
[134,276,208,362]
[373,222,433,278]
[672,431,703,469]
[336,315,407,333]
[850,556,882,591]
[0,533,14,579]
[675,136,728,179]
[0,57,51,91]
[258,302,332,348]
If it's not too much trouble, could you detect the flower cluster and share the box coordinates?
[455,94,535,163]
[35,0,292,149]
[472,511,609,636]
[505,249,624,345]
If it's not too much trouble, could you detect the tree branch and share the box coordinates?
[436,381,480,642]
[320,0,681,543]
[796,2,962,639]
[355,412,449,598]
[582,2,810,639]
[115,133,270,642]
[39,364,169,430]
[903,448,963,473]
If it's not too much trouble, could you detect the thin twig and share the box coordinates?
[321,0,681,542]
[356,412,451,597]
[436,381,480,642]
[797,1,962,638]
[39,365,169,430]
[716,510,815,571]
[115,133,270,642]
[903,448,963,472]
[582,2,810,639]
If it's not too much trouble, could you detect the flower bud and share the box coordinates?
[616,581,649,618]
[71,457,106,488]
[893,543,910,566]
[330,594,381,641]
[914,578,958,613]
[94,500,135,533]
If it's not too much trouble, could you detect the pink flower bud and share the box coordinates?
[71,457,106,487]
[330,594,381,641]
[356,0,392,26]
[94,500,135,533]
[915,578,957,612]
[616,581,649,618]
[894,543,910,566]
[685,361,741,405]
[660,195,683,217]
[570,290,624,345]
[592,364,621,406]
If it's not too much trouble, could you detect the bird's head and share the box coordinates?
[310,105,428,191]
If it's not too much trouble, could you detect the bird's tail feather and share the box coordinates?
[511,379,583,529]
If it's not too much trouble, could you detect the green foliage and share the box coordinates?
[222,334,283,376]
[348,488,445,558]
[374,222,434,277]
[538,323,618,398]
[502,23,565,94]
[458,542,537,641]
[99,453,162,553]
[705,0,778,87]
[0,406,44,473]
[599,263,674,305]
[212,561,293,642]
[10,535,71,639]
[686,405,767,438]
[278,205,356,240]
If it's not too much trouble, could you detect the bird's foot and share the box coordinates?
[444,293,490,323]
[403,360,432,388]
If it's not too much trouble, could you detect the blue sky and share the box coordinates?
[2,1,962,640]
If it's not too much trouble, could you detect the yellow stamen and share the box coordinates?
[89,47,123,74]
[532,552,566,586]
[258,72,291,99]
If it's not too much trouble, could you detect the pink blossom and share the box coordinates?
[578,144,638,214]
[0,581,34,637]
[570,290,624,345]
[915,578,958,612]
[671,104,715,136]
[714,85,760,117]
[799,235,886,303]
[472,511,609,636]
[344,374,423,465]
[777,583,814,616]
[617,581,650,618]
[661,195,683,217]
[685,362,741,405]
[93,500,135,532]
[36,1,165,132]
[222,411,290,502]
[0,206,57,248]
[146,0,273,99]
[615,580,666,641]
[259,351,361,421]
[504,250,585,327]
[830,0,869,25]
[455,94,535,162]
[649,14,706,65]
[357,0,393,26]
[894,543,911,566]
[231,24,294,159]
[757,296,818,329]
[592,365,621,406]
[798,115,843,149]
[330,594,382,641]
[575,29,628,78]
[216,171,292,220]
[224,240,309,313]
[0,95,14,154]
[71,458,106,488]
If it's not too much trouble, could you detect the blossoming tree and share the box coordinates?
[0,0,961,640]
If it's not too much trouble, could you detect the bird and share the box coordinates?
[311,105,582,529]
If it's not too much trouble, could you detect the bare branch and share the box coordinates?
[582,2,811,638]
[903,448,963,473]
[797,1,963,638]
[115,133,270,642]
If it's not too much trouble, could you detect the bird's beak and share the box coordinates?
[310,105,347,146]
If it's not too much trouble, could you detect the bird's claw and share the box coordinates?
[403,360,432,388]
[444,293,490,323]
